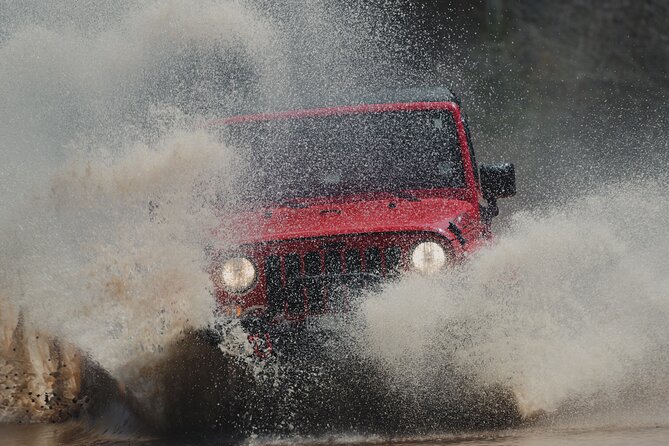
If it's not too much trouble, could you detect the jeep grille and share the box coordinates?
[264,245,402,318]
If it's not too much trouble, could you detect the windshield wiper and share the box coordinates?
[387,190,421,202]
[275,196,312,208]
[271,186,420,208]
[273,184,355,207]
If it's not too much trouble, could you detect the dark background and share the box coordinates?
[257,0,668,210]
[387,0,668,208]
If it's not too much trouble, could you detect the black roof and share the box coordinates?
[224,86,460,116]
[349,86,459,106]
[228,86,460,117]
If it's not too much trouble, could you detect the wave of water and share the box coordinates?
[357,179,669,421]
[0,0,273,423]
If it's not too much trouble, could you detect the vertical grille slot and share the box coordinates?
[265,255,283,316]
[304,251,323,313]
[325,250,344,311]
[384,246,402,277]
[325,250,342,274]
[284,254,303,315]
[365,247,382,275]
[345,248,363,292]
[344,249,362,274]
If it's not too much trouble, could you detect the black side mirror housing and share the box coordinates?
[480,163,516,200]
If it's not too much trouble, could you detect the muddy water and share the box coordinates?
[2,423,669,446]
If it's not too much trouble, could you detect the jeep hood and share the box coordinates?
[215,194,478,246]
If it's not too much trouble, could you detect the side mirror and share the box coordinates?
[480,163,516,200]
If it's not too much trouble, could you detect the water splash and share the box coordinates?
[0,0,277,424]
[357,178,669,420]
[0,126,243,422]
[1,0,668,438]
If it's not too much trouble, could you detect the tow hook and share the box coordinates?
[248,333,273,358]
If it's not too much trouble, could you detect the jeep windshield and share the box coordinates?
[222,109,465,204]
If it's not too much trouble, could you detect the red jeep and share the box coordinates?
[208,87,515,357]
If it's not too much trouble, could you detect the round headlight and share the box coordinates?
[220,257,257,294]
[410,241,447,274]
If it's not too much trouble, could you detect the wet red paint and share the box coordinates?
[209,101,489,319]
